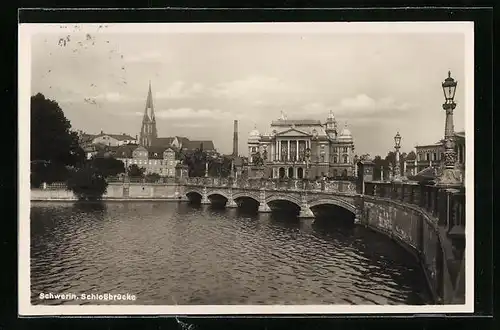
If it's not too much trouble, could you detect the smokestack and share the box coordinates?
[233,120,239,157]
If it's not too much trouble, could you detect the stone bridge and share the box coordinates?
[179,177,361,220]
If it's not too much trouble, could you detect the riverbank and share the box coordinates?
[31,183,184,201]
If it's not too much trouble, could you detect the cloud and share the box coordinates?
[155,81,205,100]
[123,51,162,63]
[171,123,211,128]
[92,92,139,103]
[211,75,299,100]
[335,94,412,116]
[155,107,237,120]
[299,94,413,119]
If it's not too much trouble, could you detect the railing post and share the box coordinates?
[420,185,427,208]
[413,184,421,206]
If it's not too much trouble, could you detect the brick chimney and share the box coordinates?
[233,120,239,157]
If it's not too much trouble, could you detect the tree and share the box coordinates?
[145,172,161,182]
[90,155,125,178]
[251,152,264,166]
[66,166,108,201]
[31,93,85,186]
[128,164,145,177]
[184,148,208,177]
[406,150,417,160]
[359,153,371,161]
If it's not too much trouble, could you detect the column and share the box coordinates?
[275,140,278,161]
[296,140,299,160]
[279,140,282,161]
[287,140,291,161]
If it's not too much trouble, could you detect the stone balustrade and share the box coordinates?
[364,181,466,239]
[182,177,358,195]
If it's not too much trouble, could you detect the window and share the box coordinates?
[333,156,338,163]
[426,153,430,161]
[343,155,348,163]
[433,153,437,161]
[343,147,348,153]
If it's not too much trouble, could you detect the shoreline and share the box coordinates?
[31,197,188,202]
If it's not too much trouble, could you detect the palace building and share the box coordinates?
[404,131,466,177]
[248,111,355,179]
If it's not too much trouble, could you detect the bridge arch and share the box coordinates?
[308,198,356,215]
[265,194,302,208]
[232,192,260,203]
[185,189,203,197]
[207,190,230,200]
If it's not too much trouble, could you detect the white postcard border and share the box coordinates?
[18,21,475,316]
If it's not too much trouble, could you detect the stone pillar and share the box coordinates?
[287,140,291,161]
[201,186,210,205]
[226,188,237,208]
[299,193,315,219]
[257,188,271,213]
[278,140,281,161]
[296,140,299,160]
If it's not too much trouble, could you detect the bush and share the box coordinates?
[66,166,108,201]
[128,164,145,178]
[145,173,161,183]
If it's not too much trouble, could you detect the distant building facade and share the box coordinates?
[247,111,355,179]
[405,131,465,176]
[114,144,179,177]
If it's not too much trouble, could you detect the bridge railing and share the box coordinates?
[182,177,357,194]
[364,181,466,237]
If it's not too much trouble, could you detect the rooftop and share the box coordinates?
[271,119,323,126]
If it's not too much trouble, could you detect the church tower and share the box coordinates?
[325,110,338,139]
[139,81,158,147]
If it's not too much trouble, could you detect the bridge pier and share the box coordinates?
[299,193,315,219]
[226,198,238,208]
[258,203,272,213]
[201,187,211,205]
[298,206,315,219]
[226,189,238,208]
[258,189,272,213]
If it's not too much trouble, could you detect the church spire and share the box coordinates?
[145,80,155,121]
[139,80,158,147]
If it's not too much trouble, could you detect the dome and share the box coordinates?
[249,128,260,137]
[327,110,335,121]
[248,125,261,141]
[338,123,353,140]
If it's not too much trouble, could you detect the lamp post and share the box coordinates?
[437,71,462,185]
[304,147,311,189]
[304,148,311,177]
[393,131,402,181]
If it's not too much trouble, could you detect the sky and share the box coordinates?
[30,24,468,157]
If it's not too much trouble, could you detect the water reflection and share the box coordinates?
[30,201,431,305]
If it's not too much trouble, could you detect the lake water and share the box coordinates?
[30,201,431,305]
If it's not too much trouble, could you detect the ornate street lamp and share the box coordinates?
[437,71,462,185]
[393,131,402,181]
[304,147,311,179]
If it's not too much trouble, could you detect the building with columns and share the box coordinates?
[405,131,465,176]
[247,111,355,179]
